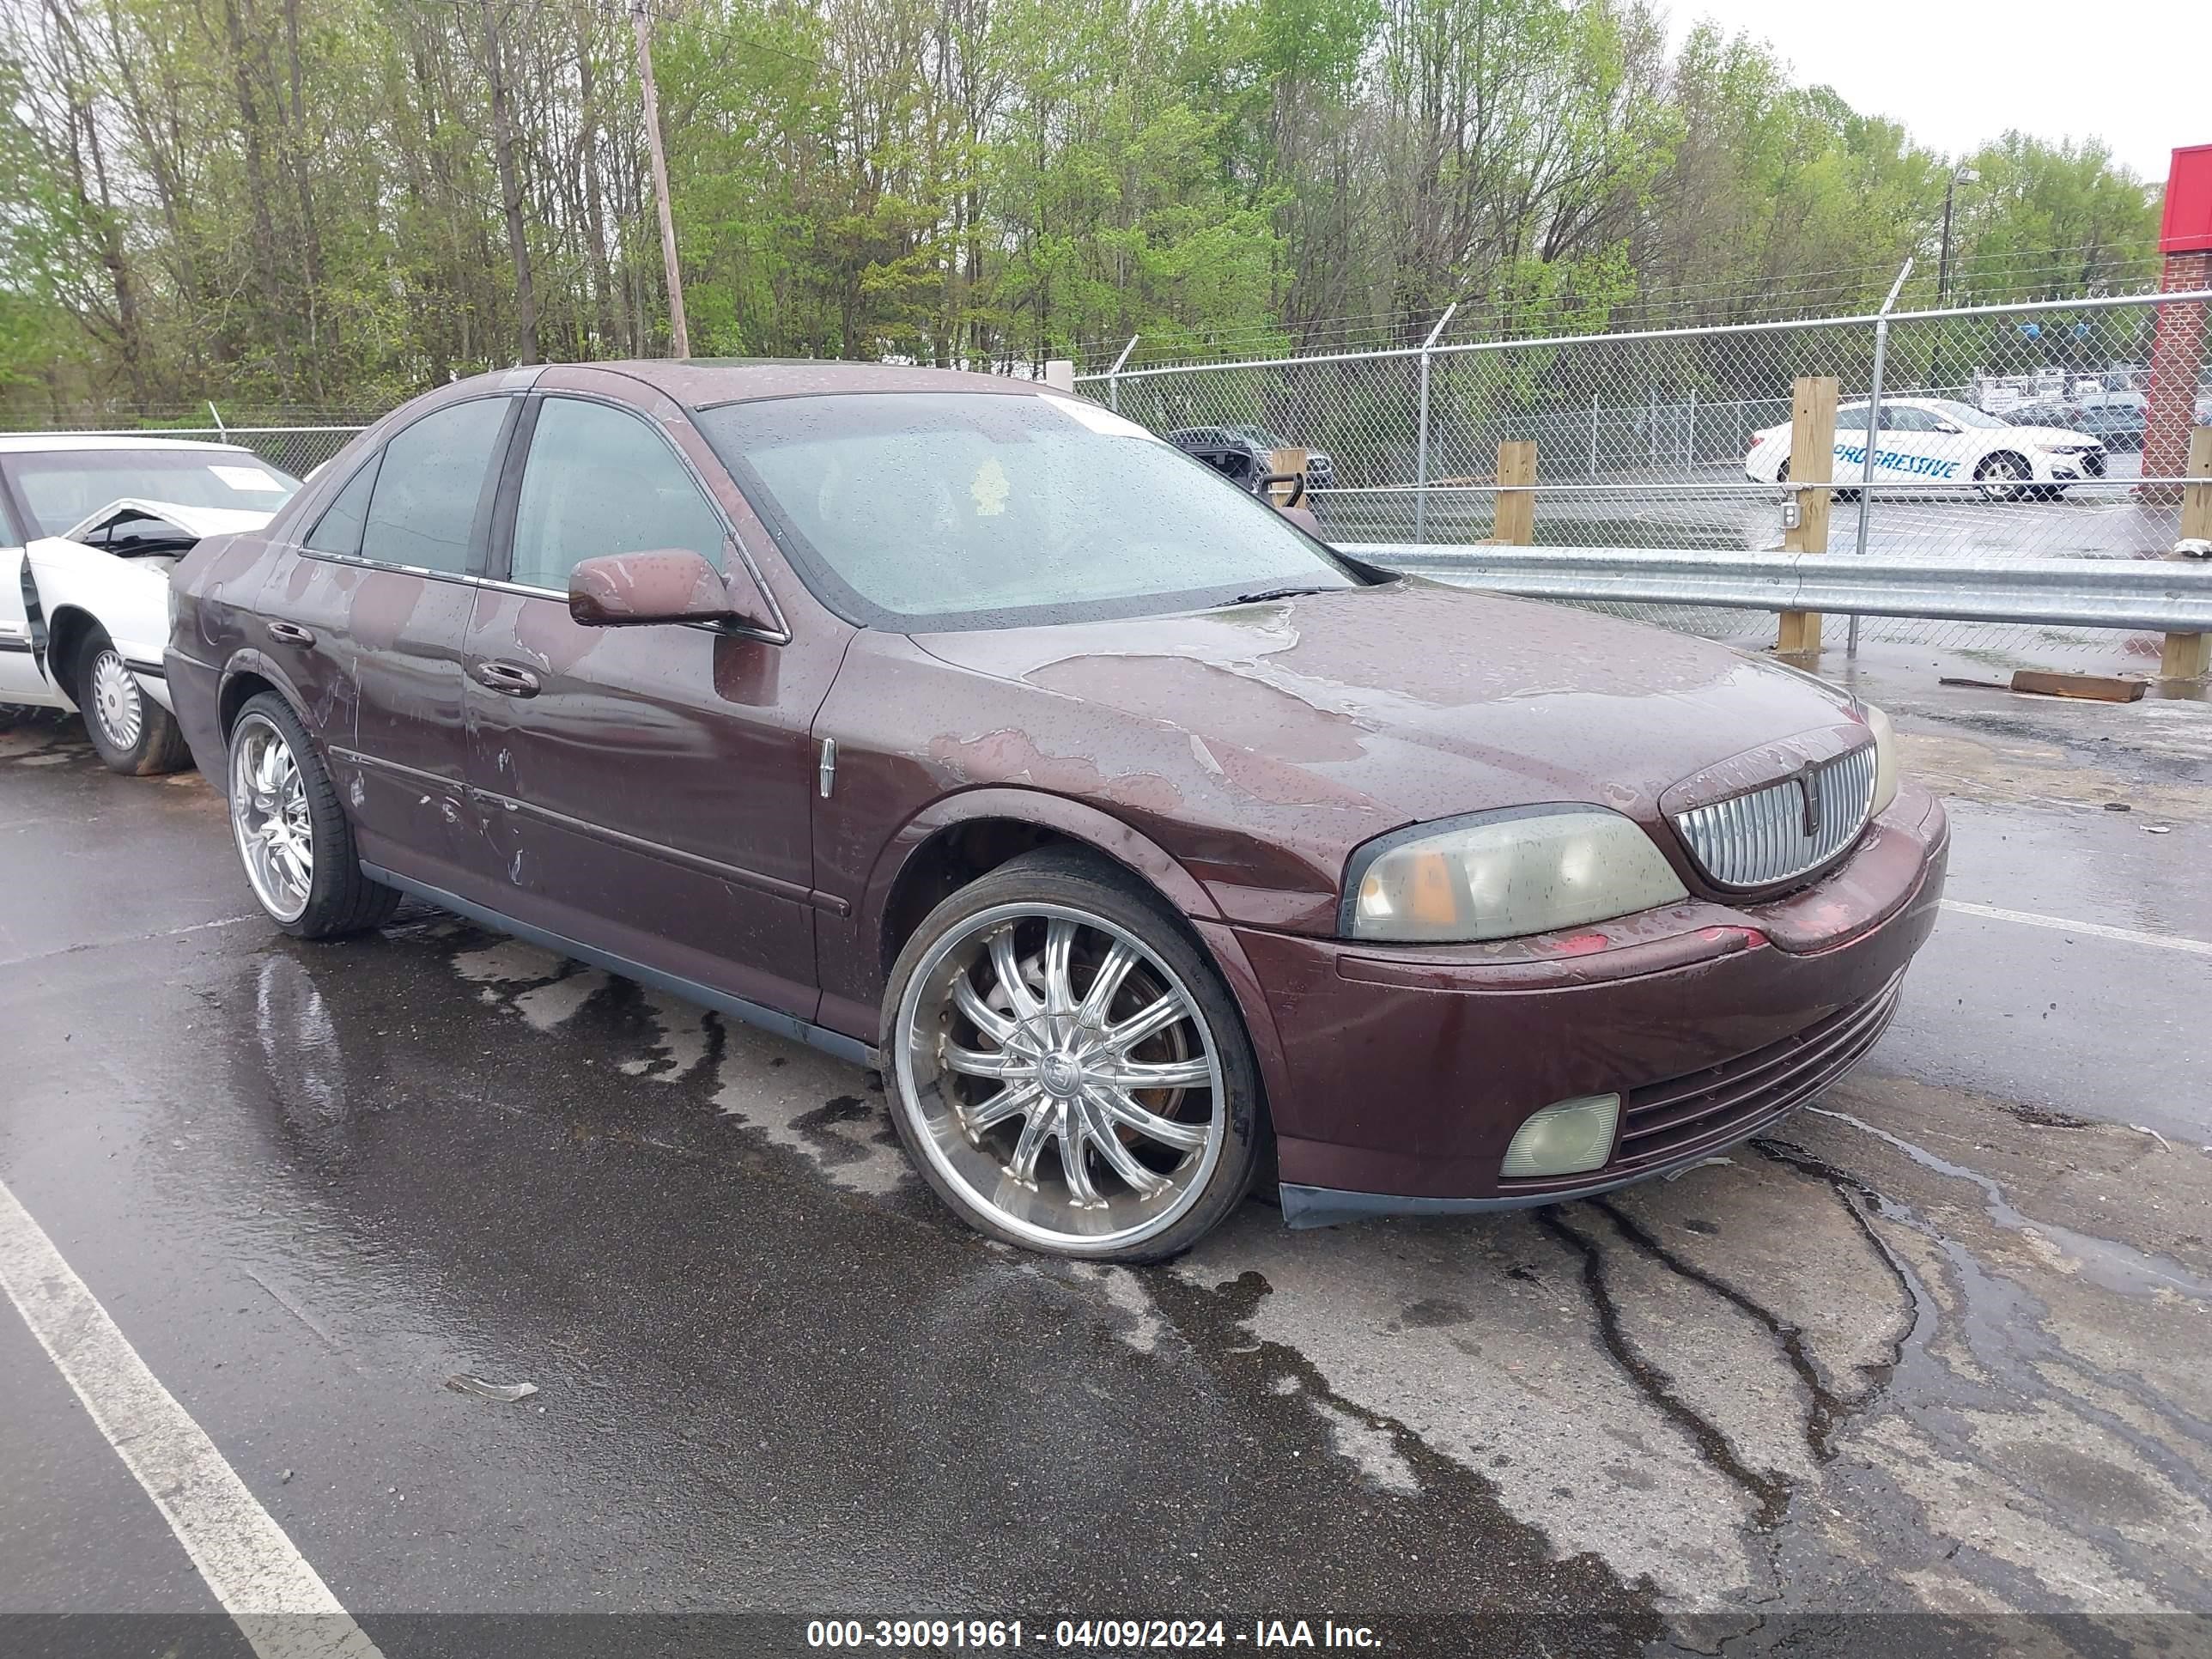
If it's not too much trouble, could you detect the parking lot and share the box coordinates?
[3,661,2210,1656]
[1319,454,2185,562]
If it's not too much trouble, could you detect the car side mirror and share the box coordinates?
[1934,422,1962,434]
[568,547,769,631]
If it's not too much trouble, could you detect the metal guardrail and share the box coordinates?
[1340,544,2212,635]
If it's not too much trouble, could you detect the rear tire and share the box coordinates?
[227,691,401,939]
[882,848,1265,1262]
[76,628,190,775]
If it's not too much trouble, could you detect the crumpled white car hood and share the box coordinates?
[61,497,276,544]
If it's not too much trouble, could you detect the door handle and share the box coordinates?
[474,659,541,698]
[266,620,316,647]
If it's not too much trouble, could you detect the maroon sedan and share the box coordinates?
[164,362,1947,1261]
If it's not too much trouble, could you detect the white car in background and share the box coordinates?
[1743,396,2107,502]
[1,435,300,773]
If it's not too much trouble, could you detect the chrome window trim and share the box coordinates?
[286,553,790,644]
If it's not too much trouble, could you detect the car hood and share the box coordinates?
[906,577,1865,920]
[60,498,276,543]
[1998,425,2100,447]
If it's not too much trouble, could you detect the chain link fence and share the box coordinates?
[1085,288,2212,662]
[10,291,2208,665]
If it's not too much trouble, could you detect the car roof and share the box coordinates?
[0,434,259,456]
[582,358,1049,410]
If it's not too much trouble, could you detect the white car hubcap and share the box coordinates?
[90,649,143,750]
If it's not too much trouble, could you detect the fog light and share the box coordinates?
[1500,1094,1620,1179]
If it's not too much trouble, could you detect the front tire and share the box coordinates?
[882,848,1265,1262]
[1976,452,2033,502]
[227,692,401,939]
[76,629,190,775]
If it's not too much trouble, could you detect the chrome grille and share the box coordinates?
[1671,744,1876,890]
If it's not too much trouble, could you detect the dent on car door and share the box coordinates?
[464,386,842,1021]
[276,395,516,896]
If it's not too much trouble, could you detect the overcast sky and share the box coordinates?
[1663,2,2203,185]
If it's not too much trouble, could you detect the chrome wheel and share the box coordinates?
[1978,453,2032,501]
[229,714,313,922]
[895,902,1226,1253]
[88,648,143,751]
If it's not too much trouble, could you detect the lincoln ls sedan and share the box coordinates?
[164,362,1948,1261]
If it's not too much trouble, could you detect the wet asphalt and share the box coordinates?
[2,665,2209,1659]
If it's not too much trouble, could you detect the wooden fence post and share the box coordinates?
[1492,439,1537,545]
[1776,375,1838,655]
[2162,426,2212,680]
[1266,447,1309,507]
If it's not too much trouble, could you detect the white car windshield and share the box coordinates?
[7,448,301,538]
[697,392,1356,630]
[1929,399,2008,429]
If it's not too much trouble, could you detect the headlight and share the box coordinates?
[1344,807,1687,944]
[1864,702,1899,817]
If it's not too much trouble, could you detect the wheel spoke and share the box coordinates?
[951,975,1018,1045]
[1078,1090,1170,1197]
[1057,1108,1101,1205]
[942,1041,1029,1079]
[1041,919,1077,1018]
[1006,1101,1056,1183]
[988,928,1042,1021]
[1076,941,1137,1026]
[1096,1085,1208,1153]
[962,1079,1042,1135]
[1103,990,1189,1054]
[1098,1054,1212,1091]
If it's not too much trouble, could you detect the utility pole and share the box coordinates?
[631,0,690,358]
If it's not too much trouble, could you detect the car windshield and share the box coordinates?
[696,392,1357,629]
[1929,399,2008,428]
[5,447,301,538]
[1229,424,1287,449]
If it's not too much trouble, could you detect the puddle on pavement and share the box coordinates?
[180,913,2212,1623]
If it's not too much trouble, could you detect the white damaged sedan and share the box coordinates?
[1,436,298,772]
[1744,396,2108,502]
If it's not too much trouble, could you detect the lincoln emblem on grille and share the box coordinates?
[1794,765,1822,836]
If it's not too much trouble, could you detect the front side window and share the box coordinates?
[696,392,1355,630]
[4,448,301,538]
[509,398,726,592]
[359,398,509,574]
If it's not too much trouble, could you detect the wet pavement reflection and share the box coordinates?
[3,691,2209,1653]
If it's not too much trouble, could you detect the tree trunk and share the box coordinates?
[477,0,540,364]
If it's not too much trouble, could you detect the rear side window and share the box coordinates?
[507,398,726,592]
[303,455,380,556]
[360,399,508,574]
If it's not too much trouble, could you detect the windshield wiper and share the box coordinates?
[1227,584,1333,605]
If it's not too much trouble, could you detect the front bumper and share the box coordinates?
[2034,448,2106,481]
[1234,786,1948,1226]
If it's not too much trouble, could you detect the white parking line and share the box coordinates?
[1940,899,2212,958]
[0,1175,382,1659]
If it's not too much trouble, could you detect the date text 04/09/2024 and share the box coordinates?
[804,1619,1382,1649]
